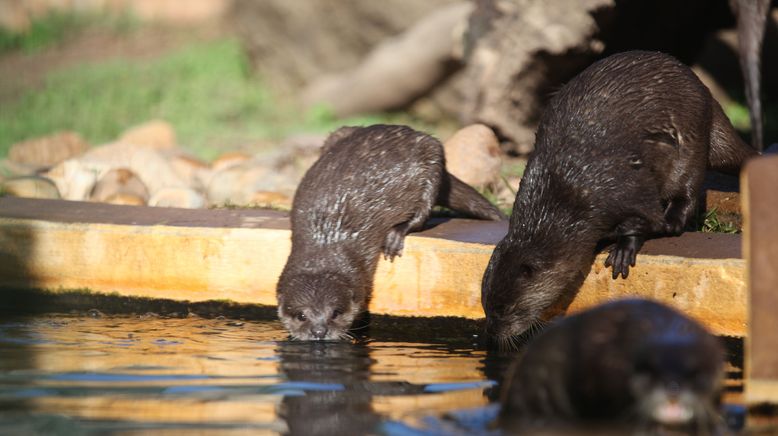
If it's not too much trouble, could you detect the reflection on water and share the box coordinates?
[0,314,508,435]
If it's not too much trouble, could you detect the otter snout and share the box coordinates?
[311,325,328,340]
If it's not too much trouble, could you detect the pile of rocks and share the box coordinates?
[1,121,515,211]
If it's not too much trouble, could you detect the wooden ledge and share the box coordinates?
[0,197,746,336]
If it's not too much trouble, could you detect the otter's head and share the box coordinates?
[630,333,724,429]
[481,235,589,347]
[276,272,363,341]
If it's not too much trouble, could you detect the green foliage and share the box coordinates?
[0,38,432,160]
[0,10,137,54]
[698,208,738,234]
[0,11,85,53]
[724,102,751,131]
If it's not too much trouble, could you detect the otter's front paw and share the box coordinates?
[604,235,643,279]
[383,228,405,261]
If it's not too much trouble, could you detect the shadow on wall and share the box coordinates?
[0,221,37,421]
[0,220,38,313]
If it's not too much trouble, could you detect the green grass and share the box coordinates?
[697,208,739,234]
[0,10,138,54]
[0,38,432,160]
[723,101,778,148]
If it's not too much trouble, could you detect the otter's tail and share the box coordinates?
[437,172,506,220]
[709,100,759,175]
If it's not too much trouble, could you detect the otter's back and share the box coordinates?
[291,125,444,247]
[531,51,713,205]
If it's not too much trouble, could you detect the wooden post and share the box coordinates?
[743,155,778,403]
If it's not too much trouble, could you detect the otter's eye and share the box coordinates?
[517,264,534,279]
[295,313,307,322]
[331,309,342,320]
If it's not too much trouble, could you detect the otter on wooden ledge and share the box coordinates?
[278,124,505,341]
[481,50,757,344]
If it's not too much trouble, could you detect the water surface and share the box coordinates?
[0,314,508,435]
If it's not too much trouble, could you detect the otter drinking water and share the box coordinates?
[481,50,757,342]
[277,124,504,341]
[500,299,725,434]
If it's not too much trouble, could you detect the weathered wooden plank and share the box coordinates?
[743,155,778,404]
[0,198,746,335]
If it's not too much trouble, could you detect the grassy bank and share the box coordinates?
[0,38,431,160]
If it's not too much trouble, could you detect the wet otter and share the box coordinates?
[481,50,757,342]
[277,124,505,340]
[500,299,725,434]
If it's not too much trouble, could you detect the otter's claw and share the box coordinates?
[604,235,643,280]
[383,227,406,261]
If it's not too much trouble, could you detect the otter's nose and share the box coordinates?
[311,326,328,340]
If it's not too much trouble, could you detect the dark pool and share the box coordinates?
[0,314,515,435]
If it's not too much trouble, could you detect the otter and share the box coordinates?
[481,50,758,342]
[500,299,725,434]
[277,124,505,341]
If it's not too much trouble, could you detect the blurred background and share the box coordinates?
[0,0,776,212]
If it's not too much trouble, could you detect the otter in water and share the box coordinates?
[277,124,505,340]
[481,50,757,342]
[500,299,725,434]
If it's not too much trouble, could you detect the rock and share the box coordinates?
[495,175,521,211]
[90,168,150,204]
[47,142,189,201]
[1,176,61,199]
[118,120,177,150]
[104,193,147,206]
[8,132,90,169]
[443,124,502,189]
[211,151,252,173]
[0,159,40,177]
[167,153,212,192]
[149,187,206,209]
[207,157,299,207]
[45,159,101,202]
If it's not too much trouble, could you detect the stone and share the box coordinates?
[1,176,61,199]
[104,193,147,206]
[8,131,90,169]
[148,187,206,209]
[46,142,189,201]
[211,151,252,173]
[90,168,150,204]
[443,124,502,189]
[0,159,39,177]
[118,120,177,150]
[207,157,299,207]
[167,153,212,192]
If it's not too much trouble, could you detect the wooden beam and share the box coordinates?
[0,197,746,335]
[743,155,778,404]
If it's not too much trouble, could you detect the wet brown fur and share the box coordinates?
[500,299,725,434]
[278,124,504,340]
[481,51,758,342]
